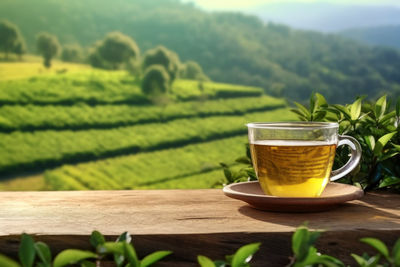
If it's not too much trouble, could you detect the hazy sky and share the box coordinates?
[185,0,400,9]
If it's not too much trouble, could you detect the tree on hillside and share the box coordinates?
[141,65,170,95]
[180,61,210,81]
[61,44,83,63]
[36,32,60,68]
[0,20,26,59]
[95,32,140,70]
[142,46,180,83]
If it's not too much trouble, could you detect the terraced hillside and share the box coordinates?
[0,67,296,190]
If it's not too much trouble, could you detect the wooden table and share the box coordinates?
[0,189,399,266]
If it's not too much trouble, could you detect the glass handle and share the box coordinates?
[330,135,362,181]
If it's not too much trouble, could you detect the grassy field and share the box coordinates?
[0,60,297,190]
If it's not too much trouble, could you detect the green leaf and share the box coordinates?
[292,226,309,259]
[332,104,351,120]
[0,254,20,267]
[116,232,132,244]
[291,109,308,121]
[315,93,328,107]
[375,95,387,120]
[360,238,389,259]
[235,156,251,165]
[310,93,316,113]
[374,132,396,156]
[223,168,233,183]
[19,234,35,267]
[378,151,399,162]
[364,135,375,151]
[197,255,216,267]
[393,144,400,152]
[313,111,327,121]
[392,238,400,266]
[351,254,368,266]
[350,98,362,121]
[141,251,172,267]
[53,250,97,267]
[294,102,311,119]
[123,243,139,267]
[213,260,227,267]
[97,242,124,254]
[379,110,396,124]
[231,243,261,267]
[378,176,400,188]
[34,242,52,266]
[90,231,105,248]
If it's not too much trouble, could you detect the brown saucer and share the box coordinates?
[223,181,364,212]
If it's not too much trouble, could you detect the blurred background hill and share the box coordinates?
[1,0,400,103]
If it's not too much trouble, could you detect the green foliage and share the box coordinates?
[2,0,400,103]
[290,224,344,267]
[291,93,400,191]
[1,226,399,266]
[180,61,210,81]
[0,96,285,132]
[0,72,264,105]
[0,20,25,59]
[141,64,170,95]
[0,108,294,176]
[61,44,83,63]
[198,243,260,267]
[351,237,400,267]
[36,32,61,68]
[142,46,180,83]
[93,31,140,70]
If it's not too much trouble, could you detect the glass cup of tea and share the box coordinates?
[247,122,361,197]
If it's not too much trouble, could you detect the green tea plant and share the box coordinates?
[0,231,171,267]
[1,226,399,266]
[291,93,400,191]
[221,94,400,191]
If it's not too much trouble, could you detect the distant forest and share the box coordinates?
[1,0,400,103]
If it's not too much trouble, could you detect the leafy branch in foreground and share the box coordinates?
[1,226,399,266]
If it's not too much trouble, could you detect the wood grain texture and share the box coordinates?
[0,189,399,266]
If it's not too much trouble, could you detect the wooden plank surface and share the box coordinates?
[0,189,399,266]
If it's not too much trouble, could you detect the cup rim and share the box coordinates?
[246,121,339,129]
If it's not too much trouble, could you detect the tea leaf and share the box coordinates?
[35,242,52,266]
[19,234,35,267]
[351,254,368,266]
[332,104,351,120]
[374,132,396,156]
[294,102,311,119]
[116,232,131,244]
[123,243,139,267]
[350,98,362,121]
[360,238,389,259]
[393,239,400,266]
[0,254,20,267]
[213,260,227,267]
[379,111,396,124]
[310,93,316,113]
[141,251,172,267]
[97,242,124,254]
[80,261,96,267]
[315,93,328,107]
[379,176,400,188]
[364,135,375,151]
[291,109,308,121]
[292,227,309,260]
[231,243,260,267]
[90,231,105,248]
[53,250,97,267]
[313,111,326,122]
[375,95,387,120]
[197,255,216,267]
[235,156,251,165]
